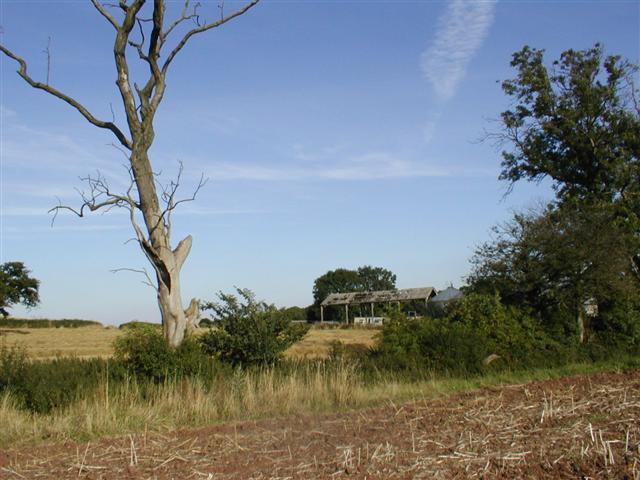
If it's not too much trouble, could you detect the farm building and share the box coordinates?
[430,286,463,308]
[320,287,436,324]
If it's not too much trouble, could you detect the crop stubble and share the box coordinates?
[1,369,638,479]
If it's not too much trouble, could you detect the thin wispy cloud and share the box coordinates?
[421,0,498,101]
[197,149,490,182]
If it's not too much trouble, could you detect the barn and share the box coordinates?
[320,287,437,324]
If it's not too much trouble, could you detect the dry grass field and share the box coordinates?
[0,325,120,359]
[285,327,378,358]
[0,324,378,359]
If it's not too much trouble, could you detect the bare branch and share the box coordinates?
[163,0,199,39]
[48,171,140,226]
[111,267,157,290]
[128,18,149,61]
[149,161,208,239]
[113,0,146,131]
[42,36,51,85]
[91,0,121,30]
[162,0,259,75]
[0,45,132,149]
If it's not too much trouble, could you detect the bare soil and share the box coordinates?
[1,369,639,479]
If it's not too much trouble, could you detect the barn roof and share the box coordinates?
[321,287,436,307]
[431,287,463,304]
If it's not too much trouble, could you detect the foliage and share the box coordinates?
[0,262,40,318]
[473,44,640,344]
[499,44,639,206]
[276,306,308,322]
[468,202,640,338]
[371,294,565,376]
[200,288,310,366]
[113,324,216,382]
[0,318,101,328]
[590,296,640,353]
[372,316,490,376]
[497,43,640,278]
[118,320,161,330]
[0,345,125,413]
[356,266,398,293]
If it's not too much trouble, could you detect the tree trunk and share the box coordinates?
[577,307,585,344]
[131,147,199,347]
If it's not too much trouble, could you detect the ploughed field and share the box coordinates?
[1,369,638,479]
[0,324,377,359]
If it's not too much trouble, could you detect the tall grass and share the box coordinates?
[1,356,638,448]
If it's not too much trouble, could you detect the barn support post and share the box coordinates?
[370,302,374,317]
[345,304,349,324]
[320,305,324,323]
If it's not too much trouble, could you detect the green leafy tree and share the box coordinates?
[0,262,40,317]
[475,44,640,344]
[357,266,398,292]
[497,44,639,278]
[312,268,362,306]
[200,289,309,366]
[468,202,639,342]
[499,44,639,204]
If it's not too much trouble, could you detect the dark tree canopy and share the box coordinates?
[468,203,638,319]
[357,266,398,293]
[498,44,640,281]
[499,44,639,209]
[0,262,40,317]
[312,266,397,305]
[471,44,640,343]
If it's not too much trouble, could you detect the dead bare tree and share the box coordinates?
[1,0,260,347]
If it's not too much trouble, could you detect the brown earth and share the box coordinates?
[1,369,639,479]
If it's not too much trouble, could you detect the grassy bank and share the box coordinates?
[1,356,638,449]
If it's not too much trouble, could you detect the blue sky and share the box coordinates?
[1,0,638,324]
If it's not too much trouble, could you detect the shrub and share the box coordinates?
[117,321,161,330]
[200,288,310,366]
[371,316,492,376]
[589,297,640,354]
[113,324,216,381]
[0,345,126,413]
[443,293,560,367]
[370,294,569,376]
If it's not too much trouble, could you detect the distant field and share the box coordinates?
[0,324,379,359]
[285,327,378,358]
[0,325,120,359]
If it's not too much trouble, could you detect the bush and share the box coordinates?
[370,294,570,376]
[113,324,216,382]
[371,316,492,376]
[0,345,126,413]
[200,288,310,366]
[589,297,640,354]
[118,321,161,330]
